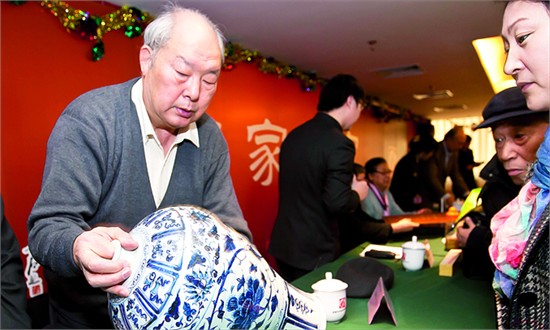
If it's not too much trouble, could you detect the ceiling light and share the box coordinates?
[472,36,516,93]
[413,89,454,100]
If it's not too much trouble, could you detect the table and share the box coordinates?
[291,237,496,329]
[384,213,459,239]
[383,212,457,226]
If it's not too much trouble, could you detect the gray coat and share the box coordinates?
[27,78,251,328]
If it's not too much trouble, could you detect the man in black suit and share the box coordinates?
[269,74,369,282]
[425,126,470,208]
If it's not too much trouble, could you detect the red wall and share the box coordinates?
[1,1,409,291]
[208,62,321,261]
[1,1,144,250]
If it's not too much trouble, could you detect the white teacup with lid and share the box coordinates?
[311,272,348,322]
[401,235,426,271]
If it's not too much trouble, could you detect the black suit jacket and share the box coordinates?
[269,112,360,271]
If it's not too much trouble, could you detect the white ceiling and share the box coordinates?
[108,0,508,120]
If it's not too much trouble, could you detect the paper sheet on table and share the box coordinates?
[360,244,403,259]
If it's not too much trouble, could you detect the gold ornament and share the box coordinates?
[40,1,151,60]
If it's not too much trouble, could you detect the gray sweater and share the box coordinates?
[27,78,251,328]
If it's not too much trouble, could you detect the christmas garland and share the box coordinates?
[224,42,324,92]
[40,0,150,61]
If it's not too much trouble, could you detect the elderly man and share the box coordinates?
[456,87,548,280]
[27,5,251,328]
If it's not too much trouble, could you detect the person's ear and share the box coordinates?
[139,45,154,74]
[346,95,356,108]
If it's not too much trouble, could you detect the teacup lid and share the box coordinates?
[311,272,348,292]
[402,235,425,250]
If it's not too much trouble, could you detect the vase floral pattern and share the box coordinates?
[108,205,326,329]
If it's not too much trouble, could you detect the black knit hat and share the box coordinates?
[336,257,394,298]
[475,87,536,130]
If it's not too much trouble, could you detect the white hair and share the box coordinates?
[143,2,226,64]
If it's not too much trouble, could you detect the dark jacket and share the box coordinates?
[269,113,360,271]
[390,152,433,212]
[461,155,520,280]
[456,148,478,192]
[425,141,469,204]
[339,209,392,253]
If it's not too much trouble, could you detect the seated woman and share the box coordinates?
[339,168,419,253]
[457,87,548,280]
[361,157,405,220]
[362,156,432,221]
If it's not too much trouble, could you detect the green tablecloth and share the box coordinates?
[291,238,497,329]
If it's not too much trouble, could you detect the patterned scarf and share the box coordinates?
[531,129,550,225]
[490,128,550,298]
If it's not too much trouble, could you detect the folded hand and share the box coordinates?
[72,226,138,297]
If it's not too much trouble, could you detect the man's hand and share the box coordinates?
[456,217,475,248]
[352,175,368,201]
[73,227,139,297]
[391,218,420,233]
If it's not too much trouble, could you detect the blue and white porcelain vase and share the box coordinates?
[108,205,326,329]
